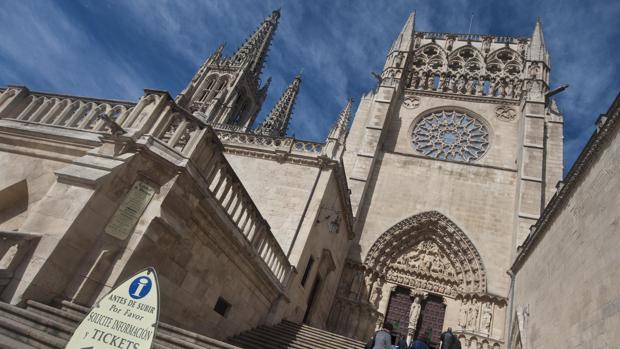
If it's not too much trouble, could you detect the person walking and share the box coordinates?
[439,328,455,349]
[409,335,429,349]
[372,323,393,349]
[395,334,408,349]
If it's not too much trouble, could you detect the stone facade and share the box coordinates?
[509,94,620,349]
[0,8,617,349]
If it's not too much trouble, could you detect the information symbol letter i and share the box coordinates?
[129,276,152,299]
[133,279,148,297]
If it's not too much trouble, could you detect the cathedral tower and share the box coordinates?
[176,10,280,131]
[332,14,564,346]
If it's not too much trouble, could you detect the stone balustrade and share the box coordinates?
[418,32,525,44]
[216,130,324,155]
[0,231,41,294]
[206,121,247,133]
[149,109,293,286]
[0,87,135,132]
[201,152,292,284]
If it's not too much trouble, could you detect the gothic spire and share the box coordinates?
[255,74,301,137]
[389,11,416,53]
[528,17,548,63]
[231,10,280,77]
[327,98,353,143]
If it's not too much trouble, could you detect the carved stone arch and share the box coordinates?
[414,43,447,70]
[449,45,484,63]
[486,47,524,70]
[364,211,487,296]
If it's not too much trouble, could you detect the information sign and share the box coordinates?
[65,268,160,349]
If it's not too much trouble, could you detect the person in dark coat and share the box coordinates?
[395,334,408,349]
[453,336,462,349]
[409,335,430,349]
[439,328,455,349]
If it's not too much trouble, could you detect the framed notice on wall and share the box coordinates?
[104,180,156,240]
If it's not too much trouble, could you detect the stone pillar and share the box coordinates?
[376,282,396,329]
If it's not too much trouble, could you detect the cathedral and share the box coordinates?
[0,9,618,349]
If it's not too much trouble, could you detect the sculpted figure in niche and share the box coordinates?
[481,303,493,334]
[407,296,422,342]
[460,299,468,327]
[467,302,479,329]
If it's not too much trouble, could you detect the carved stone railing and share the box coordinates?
[0,231,42,294]
[453,330,504,349]
[215,130,324,156]
[418,32,525,44]
[150,109,293,286]
[0,87,135,133]
[206,121,246,133]
[199,151,292,284]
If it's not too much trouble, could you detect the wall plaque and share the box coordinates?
[105,180,156,240]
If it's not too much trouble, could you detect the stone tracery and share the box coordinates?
[407,43,525,99]
[411,110,489,162]
[364,211,487,296]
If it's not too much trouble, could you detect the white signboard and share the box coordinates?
[66,268,160,349]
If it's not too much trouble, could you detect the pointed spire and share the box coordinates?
[231,10,280,77]
[390,11,416,53]
[328,98,353,143]
[528,17,548,63]
[255,74,301,137]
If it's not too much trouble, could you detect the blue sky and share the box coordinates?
[0,0,618,173]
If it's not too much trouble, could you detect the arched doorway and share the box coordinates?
[365,211,488,347]
[327,211,505,345]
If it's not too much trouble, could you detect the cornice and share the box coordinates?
[406,89,521,106]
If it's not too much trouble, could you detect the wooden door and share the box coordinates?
[417,295,446,348]
[384,286,412,338]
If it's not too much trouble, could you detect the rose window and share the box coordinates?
[411,110,489,162]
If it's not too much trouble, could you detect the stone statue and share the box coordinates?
[481,303,493,334]
[458,299,468,328]
[467,302,479,329]
[407,296,422,343]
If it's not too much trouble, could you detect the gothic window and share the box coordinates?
[411,110,489,162]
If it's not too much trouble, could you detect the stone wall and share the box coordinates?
[510,100,620,348]
[224,154,320,258]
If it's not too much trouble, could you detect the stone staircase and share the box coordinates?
[227,320,366,349]
[0,300,240,349]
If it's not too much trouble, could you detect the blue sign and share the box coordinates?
[128,276,152,299]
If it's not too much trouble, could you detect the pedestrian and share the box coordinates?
[371,322,393,349]
[395,334,407,349]
[453,336,462,349]
[409,335,429,349]
[439,328,455,349]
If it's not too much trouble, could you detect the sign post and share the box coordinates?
[66,267,160,349]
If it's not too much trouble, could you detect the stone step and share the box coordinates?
[228,320,365,349]
[0,332,38,349]
[0,301,240,349]
[25,300,81,327]
[55,299,239,349]
[0,301,74,340]
[241,324,353,349]
[0,316,64,349]
[278,321,365,347]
